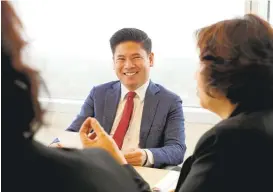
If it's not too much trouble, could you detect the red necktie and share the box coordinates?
[113,91,136,149]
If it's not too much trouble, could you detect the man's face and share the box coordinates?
[113,41,154,91]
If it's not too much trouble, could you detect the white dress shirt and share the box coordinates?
[110,80,154,166]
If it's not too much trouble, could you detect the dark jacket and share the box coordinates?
[175,106,273,192]
[2,48,150,192]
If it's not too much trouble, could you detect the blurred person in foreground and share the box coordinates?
[80,14,273,192]
[1,2,150,192]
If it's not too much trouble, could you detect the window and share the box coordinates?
[268,1,273,22]
[248,0,272,23]
[13,0,246,123]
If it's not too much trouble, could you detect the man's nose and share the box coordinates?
[124,59,135,68]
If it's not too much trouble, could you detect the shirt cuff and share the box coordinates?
[143,149,154,167]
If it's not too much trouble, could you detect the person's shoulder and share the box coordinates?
[194,110,273,155]
[34,141,114,169]
[26,141,93,191]
[93,80,120,91]
[151,81,182,101]
[32,142,140,192]
[214,110,273,137]
[89,81,120,98]
[32,140,91,167]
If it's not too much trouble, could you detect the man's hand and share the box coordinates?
[79,117,127,165]
[124,148,147,166]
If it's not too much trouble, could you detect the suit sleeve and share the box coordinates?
[149,96,186,168]
[66,87,96,132]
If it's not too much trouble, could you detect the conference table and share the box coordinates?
[134,166,170,187]
[35,128,180,190]
[134,166,180,191]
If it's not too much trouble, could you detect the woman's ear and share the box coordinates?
[207,86,226,100]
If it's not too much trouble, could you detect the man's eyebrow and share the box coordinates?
[131,53,142,57]
[116,54,125,58]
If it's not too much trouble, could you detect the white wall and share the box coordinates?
[270,0,273,22]
[13,0,245,125]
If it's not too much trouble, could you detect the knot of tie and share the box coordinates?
[127,91,136,99]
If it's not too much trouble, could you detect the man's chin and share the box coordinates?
[122,82,139,90]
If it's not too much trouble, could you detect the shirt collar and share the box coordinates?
[120,80,150,102]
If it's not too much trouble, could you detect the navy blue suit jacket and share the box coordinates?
[67,81,186,168]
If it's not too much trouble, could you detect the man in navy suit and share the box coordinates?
[55,28,186,168]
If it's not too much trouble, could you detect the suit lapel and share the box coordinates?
[102,82,121,134]
[139,81,160,148]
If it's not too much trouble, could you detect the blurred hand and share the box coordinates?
[49,142,63,148]
[79,117,127,165]
[124,148,147,166]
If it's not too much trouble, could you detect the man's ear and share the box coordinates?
[112,56,115,70]
[149,52,154,67]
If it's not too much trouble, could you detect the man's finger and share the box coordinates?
[124,153,139,159]
[88,131,97,140]
[127,159,142,166]
[57,143,63,148]
[79,117,94,143]
[79,117,92,134]
[90,118,105,136]
[81,132,97,147]
[125,155,142,162]
[124,151,142,159]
